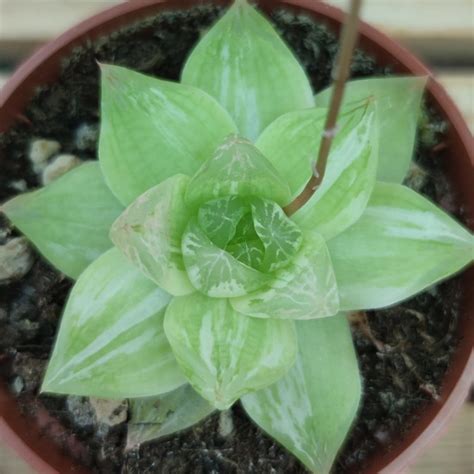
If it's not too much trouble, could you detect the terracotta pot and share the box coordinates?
[0,1,472,473]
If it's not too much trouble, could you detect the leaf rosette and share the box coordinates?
[2,1,472,472]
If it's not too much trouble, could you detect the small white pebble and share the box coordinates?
[41,154,82,185]
[218,409,234,438]
[29,139,61,172]
[9,180,27,192]
[74,123,99,151]
[0,237,34,282]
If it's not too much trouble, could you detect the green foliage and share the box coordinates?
[127,385,214,449]
[1,162,123,278]
[42,249,185,398]
[328,182,474,310]
[181,0,314,140]
[232,232,339,320]
[2,1,472,471]
[242,315,361,473]
[99,64,237,205]
[185,134,291,206]
[110,174,195,296]
[258,100,379,240]
[316,76,427,183]
[164,292,297,409]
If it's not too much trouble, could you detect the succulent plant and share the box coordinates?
[2,1,473,472]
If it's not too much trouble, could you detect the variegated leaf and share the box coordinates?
[226,240,265,268]
[42,248,186,398]
[256,107,326,196]
[316,76,427,183]
[1,162,123,279]
[185,135,291,207]
[251,198,302,272]
[230,212,258,243]
[110,175,194,296]
[181,0,314,140]
[164,293,297,409]
[127,384,214,449]
[181,217,271,297]
[198,195,248,247]
[257,101,378,240]
[232,232,339,319]
[328,182,474,310]
[99,64,237,205]
[242,315,361,474]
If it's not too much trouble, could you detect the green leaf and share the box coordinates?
[127,384,214,450]
[242,315,361,474]
[232,232,339,319]
[181,0,314,140]
[164,292,297,409]
[182,217,271,297]
[256,107,326,196]
[42,248,186,398]
[99,64,237,205]
[317,76,427,183]
[328,182,474,310]
[110,174,195,296]
[230,212,258,243]
[257,101,378,240]
[251,198,302,272]
[226,240,265,268]
[1,162,123,279]
[198,196,248,248]
[185,135,291,207]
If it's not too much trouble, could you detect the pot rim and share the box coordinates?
[0,1,473,473]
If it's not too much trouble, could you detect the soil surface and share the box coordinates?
[0,5,467,474]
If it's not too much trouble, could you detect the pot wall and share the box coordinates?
[0,1,473,473]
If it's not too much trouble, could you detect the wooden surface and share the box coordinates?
[0,0,473,473]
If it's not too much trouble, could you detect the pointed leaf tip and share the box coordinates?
[43,248,185,398]
[242,316,361,473]
[258,101,378,240]
[316,76,427,183]
[2,162,123,279]
[328,182,474,310]
[164,293,297,409]
[99,65,237,205]
[182,0,314,140]
[185,134,291,207]
[110,174,195,296]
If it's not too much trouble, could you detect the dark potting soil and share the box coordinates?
[0,5,467,474]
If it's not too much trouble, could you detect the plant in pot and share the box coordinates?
[0,0,472,473]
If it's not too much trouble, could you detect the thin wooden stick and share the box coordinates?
[284,0,363,216]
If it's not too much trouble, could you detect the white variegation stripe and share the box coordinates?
[1,162,123,279]
[257,101,378,241]
[242,315,361,474]
[292,103,378,240]
[110,175,195,296]
[328,182,474,310]
[185,135,291,207]
[198,196,248,247]
[232,232,339,320]
[181,218,271,297]
[99,64,237,206]
[251,198,303,272]
[164,293,297,409]
[42,248,186,399]
[181,1,314,141]
[316,76,427,183]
